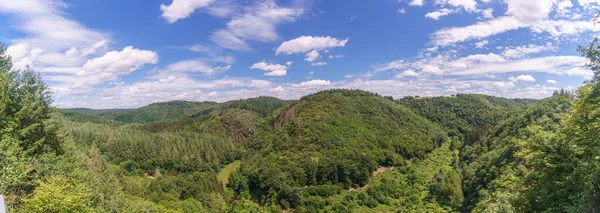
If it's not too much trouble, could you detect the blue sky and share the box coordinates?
[0,0,599,108]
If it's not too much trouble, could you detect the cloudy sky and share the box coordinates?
[0,0,598,108]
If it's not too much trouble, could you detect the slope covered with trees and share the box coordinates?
[64,101,218,123]
[5,38,600,213]
[227,89,457,211]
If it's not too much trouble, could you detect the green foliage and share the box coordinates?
[21,175,94,213]
[398,94,530,138]
[66,121,238,173]
[462,95,571,211]
[218,160,242,188]
[64,101,217,123]
[229,89,450,210]
[0,44,62,208]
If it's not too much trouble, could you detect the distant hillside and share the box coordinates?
[62,100,218,123]
[398,94,533,137]
[137,96,293,143]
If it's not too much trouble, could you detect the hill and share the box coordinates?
[228,89,460,211]
[398,94,533,137]
[62,100,218,123]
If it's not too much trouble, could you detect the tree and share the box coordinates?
[0,43,60,207]
[21,175,94,213]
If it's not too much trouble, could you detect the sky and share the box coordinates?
[0,0,599,109]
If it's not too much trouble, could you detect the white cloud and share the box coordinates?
[422,65,443,75]
[409,0,425,6]
[463,53,506,63]
[532,19,600,38]
[475,40,489,48]
[556,67,594,79]
[429,0,600,47]
[188,44,213,53]
[276,36,348,64]
[264,70,287,76]
[276,36,349,55]
[160,0,214,24]
[547,79,558,84]
[443,0,478,11]
[210,1,303,51]
[311,62,327,66]
[426,8,455,20]
[250,61,291,76]
[376,52,590,80]
[329,54,344,59]
[269,86,285,94]
[504,0,555,24]
[395,70,419,78]
[81,40,109,56]
[64,47,78,58]
[578,0,600,8]
[431,16,523,46]
[556,0,573,16]
[501,43,555,58]
[80,46,158,81]
[210,29,252,51]
[164,60,231,74]
[305,50,320,62]
[398,8,406,13]
[0,0,109,69]
[294,79,331,88]
[509,74,536,82]
[481,8,494,19]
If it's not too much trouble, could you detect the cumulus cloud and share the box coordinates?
[305,50,320,62]
[425,8,455,20]
[276,36,349,55]
[376,52,590,80]
[250,61,291,76]
[509,75,536,82]
[429,0,600,46]
[80,46,158,80]
[409,0,424,6]
[276,36,348,64]
[294,79,331,88]
[395,70,419,78]
[160,0,214,23]
[210,1,303,51]
[547,79,558,84]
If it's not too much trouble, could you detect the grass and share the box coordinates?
[217,160,241,188]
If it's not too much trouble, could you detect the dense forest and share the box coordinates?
[2,36,600,213]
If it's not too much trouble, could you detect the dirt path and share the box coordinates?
[348,166,394,192]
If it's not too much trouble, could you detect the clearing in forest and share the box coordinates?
[218,160,242,188]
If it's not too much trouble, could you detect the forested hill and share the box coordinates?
[398,94,534,137]
[62,100,218,123]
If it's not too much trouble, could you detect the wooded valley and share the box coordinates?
[2,39,600,213]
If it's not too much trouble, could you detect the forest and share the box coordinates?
[2,37,600,213]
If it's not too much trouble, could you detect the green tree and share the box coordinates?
[21,175,94,213]
[0,43,60,208]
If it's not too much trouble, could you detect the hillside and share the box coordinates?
[398,94,533,137]
[63,100,218,123]
[228,89,459,211]
[461,94,572,211]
